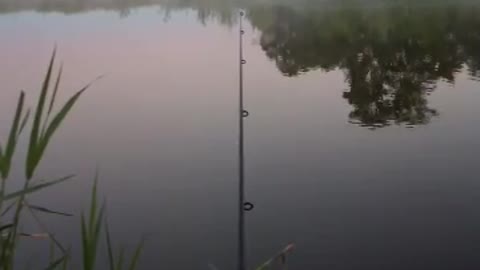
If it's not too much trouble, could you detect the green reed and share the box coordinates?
[0,49,143,270]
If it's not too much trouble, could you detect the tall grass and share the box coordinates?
[0,49,143,270]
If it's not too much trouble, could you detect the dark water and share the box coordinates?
[1,0,480,269]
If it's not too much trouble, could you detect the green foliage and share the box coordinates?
[26,48,94,180]
[81,176,105,270]
[0,91,29,180]
[1,175,74,202]
[43,256,68,270]
[106,221,145,270]
[255,243,295,270]
[0,49,143,270]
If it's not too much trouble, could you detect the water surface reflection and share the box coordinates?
[250,4,480,127]
[1,1,480,270]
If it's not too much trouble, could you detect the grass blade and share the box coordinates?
[255,243,295,270]
[27,48,56,179]
[45,63,63,131]
[19,232,49,239]
[82,176,105,270]
[18,109,31,137]
[34,86,88,180]
[61,250,70,270]
[255,260,272,270]
[105,221,115,270]
[2,175,74,202]
[6,91,26,158]
[89,172,99,233]
[91,205,105,269]
[18,232,48,240]
[38,75,100,176]
[43,255,67,270]
[81,214,91,270]
[1,201,16,217]
[127,238,145,270]
[49,237,55,264]
[27,204,73,217]
[24,199,67,253]
[0,145,5,179]
[116,248,125,270]
[2,91,26,179]
[0,224,13,232]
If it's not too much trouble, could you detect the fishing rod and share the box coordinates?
[236,10,295,270]
[238,9,254,270]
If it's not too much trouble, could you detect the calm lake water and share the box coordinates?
[1,0,480,269]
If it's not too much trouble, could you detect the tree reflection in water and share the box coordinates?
[251,4,480,128]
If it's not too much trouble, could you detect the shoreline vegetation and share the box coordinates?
[0,0,479,15]
[0,50,144,270]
